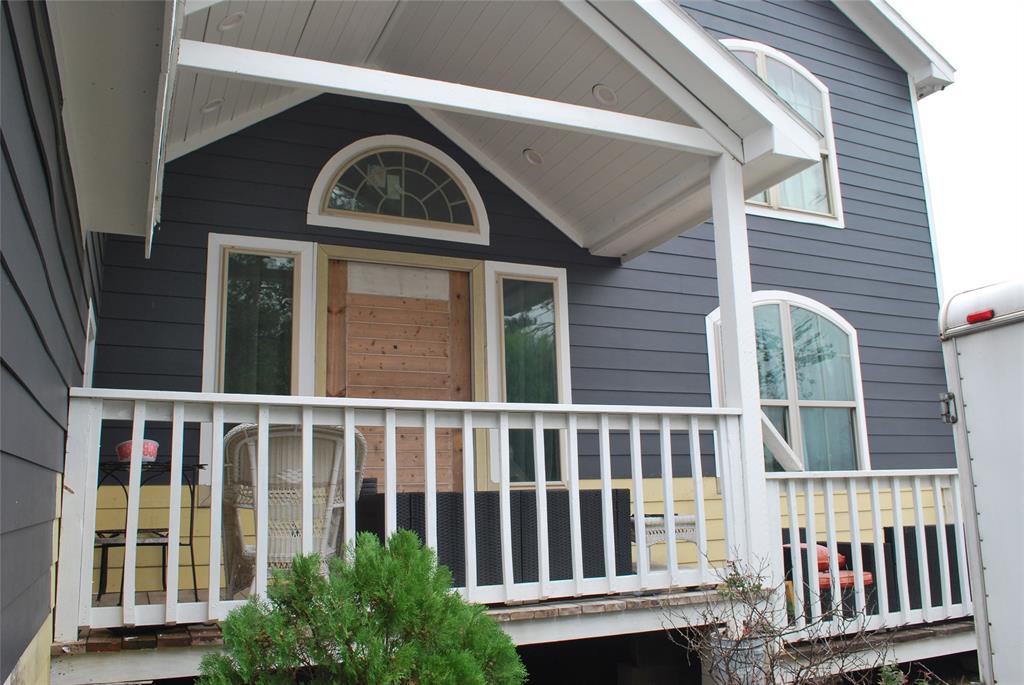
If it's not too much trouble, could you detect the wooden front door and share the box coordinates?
[325,260,472,492]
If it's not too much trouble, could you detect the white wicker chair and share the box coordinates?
[222,424,367,596]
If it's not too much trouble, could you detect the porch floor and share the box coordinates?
[54,586,721,655]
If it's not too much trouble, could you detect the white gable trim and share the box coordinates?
[834,0,955,99]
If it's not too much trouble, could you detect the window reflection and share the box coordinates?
[501,279,560,482]
[223,253,294,395]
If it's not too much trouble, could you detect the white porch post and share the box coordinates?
[710,155,773,569]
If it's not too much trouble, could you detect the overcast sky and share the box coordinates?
[885,0,1024,299]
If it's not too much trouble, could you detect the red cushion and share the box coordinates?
[818,570,874,590]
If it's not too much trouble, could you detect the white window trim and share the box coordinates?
[307,134,490,246]
[484,261,572,484]
[198,233,317,477]
[706,290,871,471]
[722,39,845,229]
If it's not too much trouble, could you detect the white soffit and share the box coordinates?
[834,0,955,99]
[47,1,174,245]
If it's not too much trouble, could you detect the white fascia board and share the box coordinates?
[561,0,743,161]
[47,0,167,239]
[146,0,185,257]
[175,40,726,157]
[590,181,711,261]
[834,0,955,99]
[591,0,822,166]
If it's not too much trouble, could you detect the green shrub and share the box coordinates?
[199,530,526,685]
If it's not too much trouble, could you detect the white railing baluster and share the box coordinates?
[301,406,313,554]
[891,477,911,623]
[122,400,147,626]
[255,406,270,597]
[786,480,805,629]
[845,478,866,621]
[533,413,550,597]
[424,409,437,552]
[384,408,397,538]
[660,416,679,584]
[718,416,744,563]
[804,479,822,621]
[911,477,932,619]
[763,469,970,641]
[629,415,648,588]
[868,478,890,618]
[567,413,584,595]
[688,417,707,581]
[951,478,972,610]
[498,412,514,600]
[343,407,357,551]
[207,404,224,620]
[932,476,952,617]
[598,414,617,590]
[462,411,477,601]
[55,397,102,641]
[823,479,841,616]
[165,402,185,623]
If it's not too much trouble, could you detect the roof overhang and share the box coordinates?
[46,0,182,255]
[49,0,826,261]
[834,0,955,99]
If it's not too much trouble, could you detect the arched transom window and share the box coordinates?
[723,39,845,228]
[708,292,870,472]
[308,135,489,245]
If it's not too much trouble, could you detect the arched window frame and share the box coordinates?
[723,39,845,229]
[307,135,490,245]
[706,291,871,471]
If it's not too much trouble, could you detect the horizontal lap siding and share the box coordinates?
[679,0,953,468]
[95,1,951,498]
[1,2,98,678]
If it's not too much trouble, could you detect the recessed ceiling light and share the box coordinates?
[218,11,245,32]
[201,98,224,114]
[592,83,618,106]
[522,148,544,166]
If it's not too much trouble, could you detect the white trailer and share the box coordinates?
[939,280,1024,685]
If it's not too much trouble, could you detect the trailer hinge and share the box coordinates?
[939,392,958,424]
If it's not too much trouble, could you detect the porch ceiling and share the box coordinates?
[49,0,828,260]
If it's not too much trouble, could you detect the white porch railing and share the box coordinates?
[55,388,743,641]
[766,470,972,641]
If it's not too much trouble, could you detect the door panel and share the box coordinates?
[326,260,471,492]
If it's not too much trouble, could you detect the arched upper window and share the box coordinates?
[707,292,870,472]
[723,40,845,228]
[308,135,489,245]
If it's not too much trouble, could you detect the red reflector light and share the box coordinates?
[966,309,995,324]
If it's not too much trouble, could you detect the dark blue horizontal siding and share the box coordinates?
[1,1,98,677]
